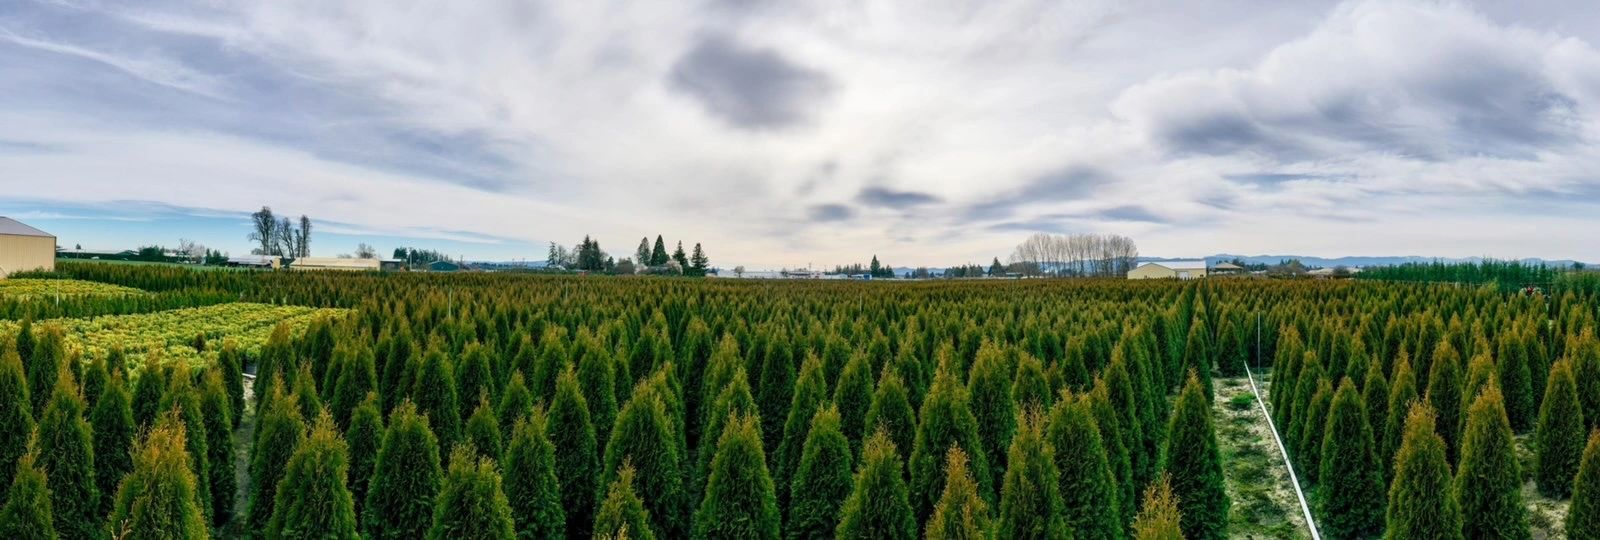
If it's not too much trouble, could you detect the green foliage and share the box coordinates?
[0,450,57,540]
[1454,383,1528,539]
[268,412,359,539]
[1385,403,1463,540]
[1294,379,1333,485]
[1568,430,1600,537]
[693,413,780,539]
[217,341,244,427]
[0,342,34,492]
[1318,378,1384,538]
[412,349,463,450]
[346,392,384,522]
[832,351,874,456]
[465,396,504,460]
[1163,373,1228,540]
[602,383,686,538]
[548,365,598,539]
[1537,359,1587,498]
[130,358,166,430]
[1497,334,1536,433]
[427,445,516,540]
[967,342,1015,493]
[1182,317,1213,400]
[909,358,992,525]
[995,409,1066,539]
[1050,391,1123,539]
[925,447,990,540]
[835,429,915,540]
[1383,354,1419,484]
[1427,341,1464,464]
[160,364,213,522]
[497,372,535,440]
[36,367,98,540]
[456,342,498,422]
[576,334,618,457]
[364,401,443,540]
[1131,474,1184,540]
[249,378,306,533]
[331,340,377,430]
[91,371,133,519]
[503,409,566,539]
[786,406,853,540]
[862,366,915,464]
[26,326,63,417]
[199,369,235,528]
[594,463,655,540]
[107,412,208,540]
[775,354,827,511]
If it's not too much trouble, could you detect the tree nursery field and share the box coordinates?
[1,261,1599,539]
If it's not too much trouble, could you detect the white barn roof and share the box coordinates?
[0,217,52,238]
[1138,260,1208,271]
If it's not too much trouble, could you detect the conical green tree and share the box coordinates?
[427,445,516,540]
[593,463,654,540]
[548,365,598,539]
[1295,378,1333,485]
[0,448,55,540]
[1181,318,1214,400]
[1567,429,1600,537]
[835,428,916,540]
[249,379,306,533]
[36,366,98,540]
[996,409,1066,539]
[1318,378,1384,538]
[1105,356,1151,494]
[925,446,991,540]
[1427,341,1464,464]
[1131,474,1183,540]
[577,337,619,458]
[412,349,462,451]
[601,385,686,538]
[1383,354,1419,483]
[292,362,324,431]
[756,336,796,454]
[967,342,1015,493]
[693,412,780,539]
[1537,359,1587,498]
[698,367,756,499]
[833,351,874,456]
[503,408,565,539]
[91,371,133,518]
[130,363,166,430]
[775,354,827,511]
[1049,391,1122,539]
[1012,352,1052,413]
[218,341,245,428]
[0,343,33,493]
[1497,336,1536,433]
[456,343,497,421]
[267,411,359,539]
[910,358,993,525]
[465,395,504,461]
[364,401,443,540]
[106,412,208,540]
[1089,378,1136,527]
[786,405,853,540]
[1454,383,1528,538]
[161,364,213,522]
[331,341,378,430]
[497,372,535,440]
[346,392,384,523]
[82,355,107,416]
[1361,358,1390,458]
[1163,372,1228,540]
[1385,402,1463,540]
[1284,353,1324,459]
[862,366,916,463]
[200,369,236,528]
[26,326,63,417]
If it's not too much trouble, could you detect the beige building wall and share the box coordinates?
[1127,264,1176,279]
[0,234,56,277]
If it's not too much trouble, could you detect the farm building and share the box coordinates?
[227,255,280,269]
[426,260,464,272]
[289,257,381,271]
[1127,260,1208,280]
[0,217,56,277]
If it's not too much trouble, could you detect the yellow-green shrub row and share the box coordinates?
[0,278,147,300]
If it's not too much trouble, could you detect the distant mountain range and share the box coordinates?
[1141,254,1591,269]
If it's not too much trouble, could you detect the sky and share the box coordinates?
[3,0,1600,267]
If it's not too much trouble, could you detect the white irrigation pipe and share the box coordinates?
[1242,364,1322,540]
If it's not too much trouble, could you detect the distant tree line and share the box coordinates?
[1358,259,1572,288]
[547,234,712,276]
[393,247,450,267]
[1008,232,1138,277]
[248,207,313,258]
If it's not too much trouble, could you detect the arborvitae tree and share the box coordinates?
[776,354,828,511]
[1163,373,1228,540]
[1089,379,1136,526]
[1284,353,1324,458]
[1427,341,1464,463]
[693,413,780,539]
[161,365,213,521]
[130,361,166,429]
[1497,335,1536,433]
[1104,357,1151,494]
[379,328,415,413]
[1385,403,1463,540]
[36,367,97,540]
[365,401,444,540]
[268,412,359,539]
[1362,358,1390,455]
[1049,391,1122,539]
[967,343,1015,493]
[497,372,535,439]
[925,446,991,540]
[1568,430,1600,537]
[107,413,208,539]
[1294,379,1333,485]
[13,319,34,370]
[218,341,245,427]
[1215,318,1246,377]
[832,351,874,456]
[331,341,378,429]
[601,386,686,538]
[577,338,618,456]
[835,428,916,540]
[412,350,462,451]
[200,369,236,528]
[82,355,107,415]
[26,326,63,417]
[293,362,324,428]
[996,409,1066,539]
[1383,354,1419,483]
[249,380,307,532]
[1131,474,1183,540]
[254,323,295,407]
[862,366,915,464]
[346,392,384,523]
[1454,383,1528,538]
[0,343,33,491]
[1060,337,1092,392]
[548,365,598,539]
[503,409,565,539]
[1012,352,1052,412]
[787,406,853,540]
[91,371,133,518]
[1182,317,1214,400]
[910,359,992,524]
[699,368,756,495]
[1574,334,1600,431]
[1537,359,1587,498]
[0,448,55,540]
[464,396,504,461]
[1318,378,1384,538]
[456,343,497,422]
[427,445,516,540]
[755,335,795,454]
[593,463,655,540]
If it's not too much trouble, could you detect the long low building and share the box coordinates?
[288,257,381,271]
[1127,260,1208,280]
[0,217,56,277]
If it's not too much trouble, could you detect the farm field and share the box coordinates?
[0,262,1598,538]
[0,277,147,300]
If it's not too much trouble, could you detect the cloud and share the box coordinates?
[669,34,834,129]
[856,187,940,209]
[963,165,1112,220]
[806,203,855,222]
[0,26,227,98]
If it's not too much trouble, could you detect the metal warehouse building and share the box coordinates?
[1127,260,1208,280]
[0,217,56,277]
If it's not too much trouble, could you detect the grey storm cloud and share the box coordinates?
[856,187,941,209]
[806,203,855,222]
[1097,205,1167,223]
[964,165,1112,221]
[669,34,834,130]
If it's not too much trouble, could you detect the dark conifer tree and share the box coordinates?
[577,336,618,457]
[1498,335,1536,433]
[365,401,444,540]
[1215,318,1246,377]
[503,409,565,539]
[601,385,686,538]
[0,343,33,490]
[108,413,208,539]
[698,368,756,497]
[909,358,992,524]
[755,335,795,454]
[1428,341,1464,463]
[1105,356,1150,494]
[1295,379,1333,484]
[464,395,504,461]
[1568,429,1600,537]
[1385,403,1463,540]
[200,369,236,527]
[293,362,324,428]
[995,409,1066,539]
[1361,358,1390,456]
[219,340,245,427]
[1049,391,1122,538]
[412,349,462,450]
[130,359,166,429]
[82,355,107,415]
[249,379,306,533]
[593,463,654,540]
[268,412,359,539]
[1383,354,1419,483]
[787,405,854,540]
[161,364,212,521]
[925,446,990,540]
[967,342,1015,492]
[331,340,377,430]
[1454,383,1528,538]
[832,351,874,456]
[693,413,780,539]
[1012,352,1051,413]
[1318,378,1384,538]
[1285,353,1324,460]
[26,326,63,417]
[457,343,497,422]
[775,354,827,510]
[90,371,133,518]
[1163,373,1228,540]
[549,366,598,539]
[497,372,535,441]
[36,366,97,540]
[1182,318,1214,400]
[346,392,384,523]
[427,445,516,540]
[862,366,916,464]
[835,428,915,540]
[1089,378,1136,526]
[0,449,55,539]
[1537,359,1586,498]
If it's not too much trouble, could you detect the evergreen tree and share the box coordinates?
[1182,318,1214,400]
[756,336,795,455]
[1012,352,1052,412]
[464,396,504,460]
[925,447,991,540]
[161,365,213,522]
[200,369,236,528]
[549,366,599,539]
[698,368,756,498]
[787,406,853,540]
[689,243,710,276]
[107,413,208,540]
[219,341,245,427]
[593,463,654,540]
[967,342,1015,492]
[36,367,97,540]
[1294,379,1333,485]
[427,445,516,540]
[1215,318,1246,377]
[130,361,166,430]
[1385,403,1463,540]
[497,372,535,440]
[651,235,669,266]
[331,341,377,430]
[909,359,992,524]
[775,354,827,511]
[1163,373,1228,540]
[82,355,107,415]
[1537,359,1586,498]
[249,380,306,533]
[1105,356,1151,495]
[503,410,565,539]
[0,449,55,540]
[1427,341,1464,464]
[995,409,1066,539]
[862,366,916,463]
[1049,391,1122,538]
[412,349,462,450]
[835,428,916,540]
[346,392,384,523]
[1318,378,1384,538]
[601,385,686,538]
[1497,335,1536,433]
[1361,358,1390,459]
[693,413,780,539]
[0,343,33,491]
[457,343,497,422]
[577,338,619,457]
[268,412,359,539]
[1089,379,1136,526]
[832,351,874,456]
[91,371,133,519]
[1383,354,1419,483]
[365,401,444,540]
[1568,430,1600,537]
[1130,474,1184,540]
[1454,383,1528,539]
[26,326,63,417]
[292,362,324,429]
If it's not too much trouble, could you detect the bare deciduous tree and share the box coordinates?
[1007,232,1138,277]
[248,206,276,255]
[355,243,377,259]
